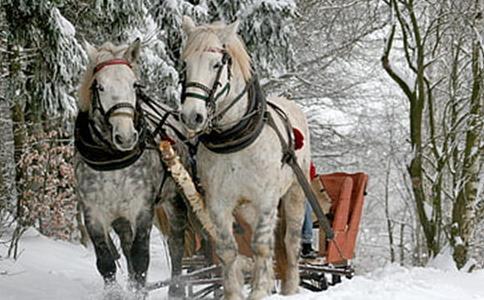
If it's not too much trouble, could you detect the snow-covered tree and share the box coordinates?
[1,0,299,244]
[4,0,84,118]
[0,4,17,236]
[152,0,297,84]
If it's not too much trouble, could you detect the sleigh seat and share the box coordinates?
[316,172,368,265]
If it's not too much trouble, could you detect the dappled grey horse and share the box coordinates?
[75,39,188,299]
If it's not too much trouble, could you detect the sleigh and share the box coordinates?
[148,163,368,298]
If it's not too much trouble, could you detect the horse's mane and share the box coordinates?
[182,22,252,82]
[78,42,137,112]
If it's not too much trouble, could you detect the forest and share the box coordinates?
[0,0,483,298]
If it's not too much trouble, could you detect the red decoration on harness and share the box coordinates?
[310,161,317,180]
[293,128,304,150]
[93,59,132,74]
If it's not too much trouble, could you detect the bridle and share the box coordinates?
[182,47,246,132]
[181,46,268,154]
[90,59,138,123]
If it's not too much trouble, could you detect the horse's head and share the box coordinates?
[180,16,251,136]
[79,39,141,151]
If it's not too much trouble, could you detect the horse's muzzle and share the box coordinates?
[181,110,206,133]
[113,130,139,151]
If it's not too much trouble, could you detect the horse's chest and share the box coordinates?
[197,138,293,200]
[75,151,162,221]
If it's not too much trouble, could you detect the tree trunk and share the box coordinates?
[0,4,17,222]
[451,25,483,268]
[384,158,395,262]
[382,0,443,258]
[399,223,405,266]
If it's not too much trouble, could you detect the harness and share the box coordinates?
[181,48,232,127]
[181,48,335,240]
[199,76,267,153]
[75,59,149,171]
[181,48,267,153]
[91,59,138,121]
[74,110,147,171]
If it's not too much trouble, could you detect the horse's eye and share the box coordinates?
[134,82,145,89]
[97,84,105,92]
[213,62,222,69]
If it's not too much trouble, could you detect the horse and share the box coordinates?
[179,17,311,300]
[75,39,189,299]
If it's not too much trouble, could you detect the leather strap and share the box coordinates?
[265,108,335,240]
[93,59,132,74]
[200,75,266,153]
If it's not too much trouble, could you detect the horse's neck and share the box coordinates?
[215,76,249,131]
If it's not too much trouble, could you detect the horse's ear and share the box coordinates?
[182,16,196,34]
[84,40,97,61]
[217,19,240,45]
[124,38,141,63]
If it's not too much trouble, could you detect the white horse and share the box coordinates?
[179,17,311,300]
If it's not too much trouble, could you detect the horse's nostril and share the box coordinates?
[194,113,204,125]
[114,134,124,145]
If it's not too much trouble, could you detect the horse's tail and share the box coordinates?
[154,206,199,257]
[154,206,171,236]
[274,204,288,281]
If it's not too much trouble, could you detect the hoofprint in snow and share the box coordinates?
[1,228,484,300]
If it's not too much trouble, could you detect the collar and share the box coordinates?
[199,75,267,154]
[74,107,148,171]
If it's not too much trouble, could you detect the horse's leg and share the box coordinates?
[209,205,243,300]
[128,206,154,292]
[165,195,188,299]
[84,208,117,285]
[280,182,305,295]
[112,217,134,275]
[248,203,278,300]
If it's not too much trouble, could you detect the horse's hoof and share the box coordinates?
[103,282,124,300]
[281,276,300,295]
[168,282,186,299]
[247,290,270,300]
[224,294,244,300]
[126,282,148,300]
[132,290,148,300]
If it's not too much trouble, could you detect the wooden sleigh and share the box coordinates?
[148,169,368,298]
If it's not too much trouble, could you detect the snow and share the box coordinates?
[0,228,169,300]
[52,8,76,37]
[426,247,458,272]
[1,228,484,300]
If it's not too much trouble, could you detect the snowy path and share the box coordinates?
[1,229,483,300]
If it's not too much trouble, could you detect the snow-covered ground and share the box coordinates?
[1,228,483,300]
